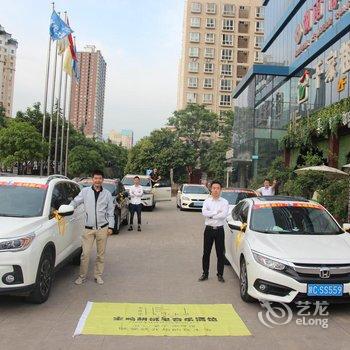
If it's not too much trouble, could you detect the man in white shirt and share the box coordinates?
[199,181,229,283]
[128,176,144,231]
[256,178,277,196]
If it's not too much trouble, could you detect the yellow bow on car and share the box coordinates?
[53,211,67,236]
[235,223,247,249]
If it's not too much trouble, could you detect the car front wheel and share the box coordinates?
[28,249,55,304]
[240,257,255,303]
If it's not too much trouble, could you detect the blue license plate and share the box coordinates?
[307,284,343,297]
[194,202,203,207]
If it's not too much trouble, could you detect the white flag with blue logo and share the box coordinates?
[49,10,73,41]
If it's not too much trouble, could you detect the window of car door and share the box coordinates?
[50,183,69,218]
[232,201,244,221]
[240,202,250,224]
[67,182,80,202]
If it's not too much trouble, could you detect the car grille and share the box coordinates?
[190,199,205,202]
[283,263,350,283]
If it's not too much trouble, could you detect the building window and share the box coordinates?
[222,34,233,46]
[221,48,233,60]
[204,62,214,73]
[205,33,215,44]
[254,36,263,48]
[188,77,198,88]
[255,21,264,33]
[206,3,216,14]
[206,18,216,29]
[204,47,215,58]
[223,4,235,16]
[189,32,200,42]
[187,92,197,103]
[189,47,199,57]
[203,78,214,88]
[220,79,232,91]
[191,2,201,13]
[222,19,234,31]
[220,94,231,106]
[254,51,263,63]
[221,64,232,76]
[203,94,213,104]
[256,6,264,18]
[190,17,201,28]
[188,61,199,72]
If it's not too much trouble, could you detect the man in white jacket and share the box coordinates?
[128,176,144,232]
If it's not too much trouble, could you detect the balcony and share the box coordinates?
[237,36,249,49]
[239,7,250,19]
[237,51,249,64]
[237,65,248,79]
[238,21,249,34]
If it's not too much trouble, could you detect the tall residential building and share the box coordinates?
[0,25,18,117]
[177,0,264,116]
[108,129,134,149]
[69,45,107,140]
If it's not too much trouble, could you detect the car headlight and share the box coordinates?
[252,251,286,271]
[182,196,191,201]
[0,233,35,252]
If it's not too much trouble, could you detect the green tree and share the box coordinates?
[0,120,47,172]
[68,146,105,177]
[0,105,7,128]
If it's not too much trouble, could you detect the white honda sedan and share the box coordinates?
[176,184,210,210]
[224,196,350,303]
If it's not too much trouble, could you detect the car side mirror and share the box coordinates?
[343,223,350,233]
[228,219,243,230]
[58,204,75,217]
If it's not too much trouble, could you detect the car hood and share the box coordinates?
[0,217,45,238]
[124,185,152,192]
[182,193,209,200]
[249,232,350,264]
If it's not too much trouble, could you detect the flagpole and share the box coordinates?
[47,12,60,176]
[64,35,76,177]
[40,2,55,176]
[54,11,67,174]
[60,50,68,175]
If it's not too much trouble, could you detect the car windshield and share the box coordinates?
[122,177,151,187]
[0,183,47,217]
[250,203,343,235]
[183,186,209,194]
[80,182,116,194]
[221,191,256,205]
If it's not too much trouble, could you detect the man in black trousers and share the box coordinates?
[199,181,229,283]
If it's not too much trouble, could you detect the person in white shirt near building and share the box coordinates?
[128,176,144,232]
[256,178,277,196]
[199,181,229,283]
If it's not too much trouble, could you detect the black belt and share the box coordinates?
[206,225,223,230]
[85,223,108,230]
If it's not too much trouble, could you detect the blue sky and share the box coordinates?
[1,0,184,140]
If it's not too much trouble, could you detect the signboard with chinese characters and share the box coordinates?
[295,0,350,58]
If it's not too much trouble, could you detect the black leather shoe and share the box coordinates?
[128,226,133,231]
[217,274,225,283]
[198,274,208,282]
[138,225,141,231]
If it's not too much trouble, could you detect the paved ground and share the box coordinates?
[1,199,350,349]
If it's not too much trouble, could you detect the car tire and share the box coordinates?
[239,257,255,303]
[27,248,55,304]
[71,247,82,266]
[122,211,129,225]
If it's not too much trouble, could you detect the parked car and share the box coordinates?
[122,174,171,211]
[176,184,210,210]
[221,188,258,213]
[0,175,85,303]
[78,178,129,234]
[224,195,350,303]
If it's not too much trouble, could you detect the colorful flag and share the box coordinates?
[63,18,79,79]
[50,10,73,41]
[57,36,69,55]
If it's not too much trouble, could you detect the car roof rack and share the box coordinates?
[256,195,309,202]
[46,174,69,183]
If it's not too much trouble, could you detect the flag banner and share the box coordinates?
[50,10,73,41]
[57,36,69,55]
[63,46,73,76]
[73,302,251,337]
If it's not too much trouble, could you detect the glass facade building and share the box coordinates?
[232,0,350,186]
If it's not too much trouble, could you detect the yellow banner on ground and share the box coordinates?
[74,302,251,337]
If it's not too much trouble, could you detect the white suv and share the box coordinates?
[0,175,85,303]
